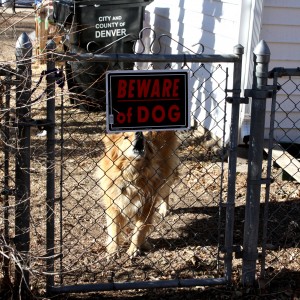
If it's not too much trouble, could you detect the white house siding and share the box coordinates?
[144,0,300,144]
[260,0,300,143]
[144,0,242,141]
[238,0,264,114]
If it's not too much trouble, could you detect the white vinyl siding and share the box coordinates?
[145,0,240,55]
[144,0,241,140]
[260,0,300,143]
[144,0,300,143]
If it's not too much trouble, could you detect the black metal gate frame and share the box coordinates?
[46,44,244,295]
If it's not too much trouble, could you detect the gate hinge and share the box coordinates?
[248,177,274,185]
[260,177,274,185]
[233,245,243,259]
[244,85,280,99]
[225,88,249,104]
[14,118,54,129]
[223,247,265,260]
[226,97,249,104]
[220,245,243,259]
[1,187,16,196]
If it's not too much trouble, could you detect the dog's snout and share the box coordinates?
[133,132,145,156]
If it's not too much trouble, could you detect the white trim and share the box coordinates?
[239,0,264,95]
[238,0,264,141]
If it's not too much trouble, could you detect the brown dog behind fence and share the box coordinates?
[97,131,179,258]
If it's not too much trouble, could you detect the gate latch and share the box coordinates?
[226,96,249,104]
[233,245,243,259]
[220,245,243,259]
[14,118,54,130]
[225,88,249,104]
[244,85,281,99]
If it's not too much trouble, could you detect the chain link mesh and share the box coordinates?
[261,72,300,289]
[53,61,229,287]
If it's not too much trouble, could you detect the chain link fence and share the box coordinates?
[0,5,300,299]
[52,59,232,293]
[259,69,300,291]
[0,7,240,295]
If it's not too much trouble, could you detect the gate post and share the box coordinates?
[15,32,32,295]
[224,44,244,283]
[45,39,56,294]
[242,40,270,286]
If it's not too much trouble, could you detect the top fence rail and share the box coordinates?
[51,51,241,63]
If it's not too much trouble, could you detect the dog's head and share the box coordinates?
[104,132,152,163]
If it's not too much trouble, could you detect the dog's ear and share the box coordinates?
[102,134,118,151]
[144,131,154,141]
[102,134,122,161]
[150,131,178,150]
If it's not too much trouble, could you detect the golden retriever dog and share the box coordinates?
[97,131,179,258]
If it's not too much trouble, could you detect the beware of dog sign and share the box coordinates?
[106,70,190,132]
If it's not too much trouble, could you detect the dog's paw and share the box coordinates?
[105,237,120,262]
[106,242,120,258]
[158,201,169,217]
[106,250,120,262]
[140,240,152,251]
[127,245,141,259]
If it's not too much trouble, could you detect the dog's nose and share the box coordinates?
[133,132,145,156]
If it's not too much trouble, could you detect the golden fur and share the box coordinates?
[97,131,179,257]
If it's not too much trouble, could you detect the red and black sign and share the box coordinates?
[106,70,190,132]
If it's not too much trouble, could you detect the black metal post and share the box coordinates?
[3,68,12,288]
[14,32,32,295]
[242,40,270,286]
[45,40,56,294]
[224,44,244,283]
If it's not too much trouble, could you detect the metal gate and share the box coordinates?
[1,33,245,297]
[48,43,244,295]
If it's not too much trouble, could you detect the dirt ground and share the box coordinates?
[1,7,300,300]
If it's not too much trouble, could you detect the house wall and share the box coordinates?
[144,0,300,144]
[145,0,241,54]
[260,0,300,143]
[144,0,242,141]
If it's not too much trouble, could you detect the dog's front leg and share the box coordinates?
[127,220,144,258]
[106,207,123,258]
[157,185,171,217]
[127,218,154,258]
[158,197,169,217]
